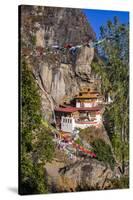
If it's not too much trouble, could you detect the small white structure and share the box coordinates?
[61,114,102,133]
[61,117,75,133]
[108,95,113,104]
[104,95,113,105]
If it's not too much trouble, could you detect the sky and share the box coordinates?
[83,9,129,39]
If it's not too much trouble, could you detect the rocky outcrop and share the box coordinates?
[45,158,121,192]
[20,5,96,121]
[79,126,112,147]
[75,46,94,80]
[37,45,94,101]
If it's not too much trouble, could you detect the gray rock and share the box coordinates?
[20,5,96,121]
[45,158,121,192]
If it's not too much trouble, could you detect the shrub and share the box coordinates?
[31,35,36,46]
[75,138,83,146]
[91,139,115,170]
[111,176,129,189]
[20,60,54,194]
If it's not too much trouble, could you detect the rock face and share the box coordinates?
[75,46,94,80]
[20,5,96,121]
[45,158,121,192]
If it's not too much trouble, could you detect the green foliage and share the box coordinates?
[32,126,55,164]
[111,176,129,189]
[92,17,129,171]
[20,60,54,194]
[75,138,83,146]
[21,155,48,194]
[31,35,36,46]
[91,139,115,170]
[112,134,129,162]
[103,107,115,140]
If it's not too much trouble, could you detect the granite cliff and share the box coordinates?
[45,158,121,192]
[20,5,96,121]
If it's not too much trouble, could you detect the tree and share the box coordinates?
[91,139,115,170]
[19,60,54,194]
[92,16,129,173]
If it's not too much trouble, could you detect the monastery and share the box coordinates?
[55,87,104,133]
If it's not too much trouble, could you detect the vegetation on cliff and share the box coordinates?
[20,60,54,194]
[91,139,115,170]
[79,127,115,169]
[92,17,129,174]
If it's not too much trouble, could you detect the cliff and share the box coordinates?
[20,5,96,121]
[45,157,123,192]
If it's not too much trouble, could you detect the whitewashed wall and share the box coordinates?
[76,101,98,108]
[61,114,102,133]
[61,116,75,133]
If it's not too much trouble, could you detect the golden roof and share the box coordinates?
[75,87,100,99]
[75,95,98,99]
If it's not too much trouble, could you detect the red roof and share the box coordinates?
[55,106,102,113]
[64,44,73,48]
[72,143,96,157]
[55,107,78,113]
[77,106,102,111]
[75,121,97,124]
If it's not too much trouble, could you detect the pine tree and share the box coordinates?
[92,17,129,173]
[19,60,54,194]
